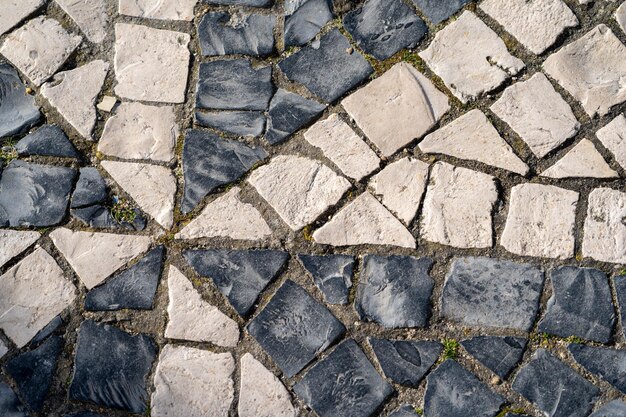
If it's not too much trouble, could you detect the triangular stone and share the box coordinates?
[101,160,176,229]
[265,89,326,145]
[239,353,295,417]
[298,254,354,305]
[50,228,151,289]
[461,336,527,378]
[15,125,78,158]
[165,266,239,347]
[541,139,618,178]
[0,230,40,268]
[569,344,626,394]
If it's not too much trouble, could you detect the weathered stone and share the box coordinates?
[294,340,393,417]
[248,155,350,230]
[50,228,151,289]
[29,315,62,346]
[501,183,578,259]
[461,336,527,378]
[184,249,288,316]
[15,125,78,158]
[313,192,416,248]
[0,17,82,86]
[284,0,333,47]
[205,0,271,5]
[0,64,40,138]
[266,89,326,145]
[0,380,27,417]
[298,254,354,305]
[98,102,177,162]
[543,24,626,117]
[369,338,441,387]
[0,0,45,36]
[596,114,626,170]
[198,12,275,56]
[513,349,600,417]
[72,205,147,231]
[119,0,198,21]
[41,60,109,138]
[419,11,524,103]
[56,0,108,43]
[279,29,373,103]
[304,114,379,180]
[419,109,529,175]
[342,62,449,157]
[114,23,190,103]
[618,2,626,33]
[589,400,626,417]
[541,139,617,178]
[583,188,626,264]
[389,405,421,417]
[410,0,470,24]
[0,230,40,268]
[442,257,544,331]
[421,162,498,248]
[569,344,626,393]
[195,110,265,137]
[491,73,580,158]
[71,167,106,208]
[0,341,7,359]
[151,345,234,417]
[247,280,346,377]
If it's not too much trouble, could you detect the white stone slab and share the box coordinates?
[0,340,7,358]
[0,230,40,269]
[617,2,626,33]
[596,114,626,170]
[583,188,626,264]
[56,0,109,43]
[0,0,45,36]
[541,139,618,179]
[119,0,198,21]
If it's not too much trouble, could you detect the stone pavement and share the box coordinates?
[0,0,626,416]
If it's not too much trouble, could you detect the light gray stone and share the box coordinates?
[583,187,626,264]
[0,230,40,269]
[618,2,626,33]
[55,0,109,43]
[541,139,618,178]
[0,340,6,358]
[119,0,198,21]
[97,96,117,112]
[0,0,45,36]
[596,114,626,170]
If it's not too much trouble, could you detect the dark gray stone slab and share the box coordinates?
[278,28,373,103]
[613,275,626,339]
[0,380,27,417]
[5,336,63,411]
[195,110,265,137]
[184,248,289,316]
[85,246,164,311]
[0,64,40,138]
[538,266,614,343]
[69,320,156,414]
[247,280,346,377]
[204,0,272,6]
[569,344,626,394]
[14,125,78,158]
[589,400,626,417]
[461,336,527,378]
[285,0,333,47]
[369,338,441,387]
[196,59,273,111]
[65,414,105,417]
[265,89,325,144]
[71,167,107,209]
[410,0,471,24]
[512,349,600,417]
[389,405,421,417]
[298,253,354,305]
[30,316,63,346]
[293,339,393,417]
[356,255,433,328]
[424,359,504,417]
[0,161,75,227]
[441,257,544,331]
[72,205,147,231]
[199,12,275,56]
[344,0,427,60]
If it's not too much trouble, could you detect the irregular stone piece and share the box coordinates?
[0,64,40,138]
[419,11,524,103]
[0,380,27,417]
[342,62,449,157]
[344,0,427,60]
[85,246,164,311]
[369,338,441,387]
[239,353,296,417]
[195,110,265,137]
[30,315,62,346]
[284,0,333,47]
[513,349,600,417]
[410,0,470,24]
[50,228,151,289]
[41,60,109,138]
[501,183,578,259]
[313,192,416,248]
[151,345,234,417]
[182,129,267,213]
[569,344,626,393]
[543,25,626,117]
[15,125,78,158]
[184,249,289,316]
[461,336,527,378]
[442,257,544,331]
[596,114,626,169]
[491,73,580,158]
[205,0,271,5]
[248,155,350,231]
[541,139,617,178]
[279,28,373,103]
[98,102,177,162]
[56,0,109,43]
[389,405,421,417]
[198,12,275,56]
[298,254,354,305]
[0,17,82,86]
[419,110,529,174]
[293,340,393,417]
[114,23,190,103]
[0,230,40,268]
[420,162,498,248]
[247,280,346,377]
[589,400,626,417]
[97,96,116,112]
[583,188,626,264]
[0,0,45,36]
[618,2,626,33]
[0,341,7,359]
[71,167,107,208]
[304,114,379,180]
[69,320,156,413]
[119,0,198,21]
[266,89,325,145]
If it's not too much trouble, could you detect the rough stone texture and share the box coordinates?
[491,73,580,158]
[583,188,626,263]
[304,114,379,180]
[389,405,421,417]
[239,353,296,417]
[247,280,345,377]
[513,349,600,417]
[41,60,109,138]
[0,230,40,268]
[15,125,78,158]
[419,11,525,103]
[501,183,578,259]
[618,2,626,33]
[342,62,449,157]
[480,0,578,54]
[278,28,373,103]
[596,114,626,170]
[293,340,393,417]
[71,167,106,208]
[50,228,151,290]
[442,257,544,331]
[410,0,470,24]
[114,23,190,103]
[98,102,177,162]
[313,192,416,248]
[266,89,326,145]
[420,162,498,249]
[198,12,275,56]
[56,0,108,43]
[589,400,626,417]
[0,64,41,138]
[0,0,45,36]
[284,0,333,47]
[461,336,527,378]
[119,0,198,21]
[0,17,82,86]
[541,139,617,178]
[0,380,27,416]
[369,338,441,387]
[248,155,350,231]
[195,110,265,137]
[298,254,354,305]
[569,344,626,393]
[543,24,626,117]
[419,109,529,175]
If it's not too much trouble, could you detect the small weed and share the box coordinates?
[302,225,314,242]
[575,253,583,262]
[0,139,18,162]
[191,277,203,287]
[415,408,424,415]
[531,332,556,348]
[564,335,585,344]
[618,268,626,276]
[442,339,459,359]
[110,198,137,224]
[496,407,526,417]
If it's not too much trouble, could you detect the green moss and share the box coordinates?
[302,225,314,242]
[563,335,585,344]
[110,199,137,224]
[442,339,459,359]
[530,332,556,348]
[415,408,424,415]
[0,139,18,162]
[496,407,526,417]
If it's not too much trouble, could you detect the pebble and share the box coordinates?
[96,96,117,112]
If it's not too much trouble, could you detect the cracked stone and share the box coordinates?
[0,63,41,138]
[71,167,106,208]
[0,380,27,417]
[198,12,275,56]
[583,188,626,263]
[369,338,441,387]
[119,0,198,21]
[195,110,265,137]
[389,405,421,417]
[0,0,45,36]
[569,344,626,393]
[15,125,78,158]
[56,0,108,43]
[298,254,354,305]
[0,230,40,269]
[284,0,333,47]
[266,89,326,145]
[589,400,626,417]
[410,0,470,24]
[541,139,618,178]
[461,336,527,378]
[596,114,626,170]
